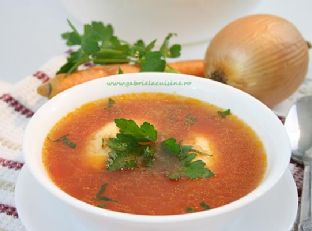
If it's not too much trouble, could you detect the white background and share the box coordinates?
[0,0,311,84]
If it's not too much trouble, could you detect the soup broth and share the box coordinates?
[43,93,266,215]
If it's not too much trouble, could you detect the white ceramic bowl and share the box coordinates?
[61,0,261,44]
[23,73,290,231]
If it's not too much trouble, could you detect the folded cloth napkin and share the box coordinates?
[0,55,311,231]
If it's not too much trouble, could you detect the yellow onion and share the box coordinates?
[204,14,309,107]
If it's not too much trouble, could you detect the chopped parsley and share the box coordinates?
[94,183,117,203]
[58,20,181,74]
[117,66,123,74]
[107,119,157,171]
[161,138,214,180]
[185,201,211,213]
[200,201,210,210]
[217,109,231,118]
[52,134,76,149]
[185,207,196,213]
[107,98,115,108]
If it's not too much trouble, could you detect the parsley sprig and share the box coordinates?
[95,183,116,202]
[94,182,117,208]
[185,201,211,213]
[217,109,231,118]
[107,98,115,109]
[58,20,181,74]
[106,119,214,180]
[162,138,214,180]
[107,119,157,171]
[51,134,76,149]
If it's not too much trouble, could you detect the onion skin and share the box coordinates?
[204,14,309,107]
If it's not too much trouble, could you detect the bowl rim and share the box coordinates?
[23,72,291,223]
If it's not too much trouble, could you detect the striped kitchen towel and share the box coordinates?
[0,55,311,230]
[0,56,65,230]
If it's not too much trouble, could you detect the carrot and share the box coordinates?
[168,60,204,77]
[37,64,139,98]
[37,60,204,98]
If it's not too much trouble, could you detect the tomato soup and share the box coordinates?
[43,93,266,215]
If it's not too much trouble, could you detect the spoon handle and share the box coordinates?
[299,157,312,230]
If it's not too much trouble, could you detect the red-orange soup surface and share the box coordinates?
[43,93,266,215]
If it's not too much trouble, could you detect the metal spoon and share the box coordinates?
[285,95,312,231]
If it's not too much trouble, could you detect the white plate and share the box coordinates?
[15,166,298,231]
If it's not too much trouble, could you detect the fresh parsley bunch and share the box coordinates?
[58,20,181,74]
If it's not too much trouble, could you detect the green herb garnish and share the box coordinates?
[106,119,213,180]
[185,201,210,213]
[95,183,117,202]
[200,201,210,210]
[217,109,231,118]
[159,33,181,59]
[140,51,166,72]
[107,119,157,171]
[107,98,115,108]
[185,207,197,213]
[58,20,181,74]
[52,134,76,149]
[117,66,123,74]
[162,138,214,180]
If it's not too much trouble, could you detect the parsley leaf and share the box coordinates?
[162,138,182,155]
[97,204,107,208]
[117,67,123,74]
[185,201,210,214]
[85,21,113,42]
[61,19,81,46]
[217,109,231,118]
[169,44,182,58]
[107,134,139,171]
[94,183,117,203]
[200,201,210,210]
[162,138,214,180]
[185,207,197,213]
[160,33,181,58]
[57,50,88,74]
[52,134,76,149]
[181,156,214,179]
[115,119,157,142]
[107,119,157,171]
[130,39,156,60]
[142,145,156,167]
[107,98,115,108]
[57,20,181,74]
[140,51,166,72]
